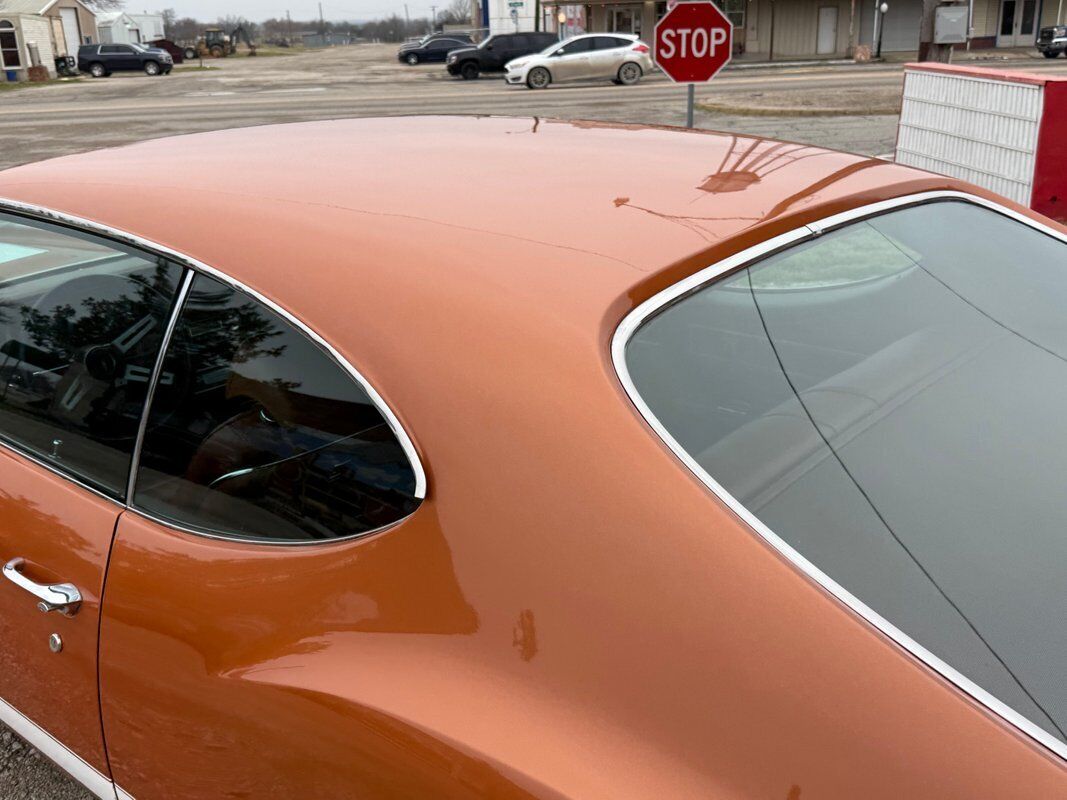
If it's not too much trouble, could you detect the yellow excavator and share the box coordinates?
[182,26,257,59]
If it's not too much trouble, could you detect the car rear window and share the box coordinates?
[623,200,1067,743]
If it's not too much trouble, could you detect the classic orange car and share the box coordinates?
[0,117,1066,799]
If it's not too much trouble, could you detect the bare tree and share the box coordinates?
[161,8,176,37]
[438,0,472,25]
[169,16,201,42]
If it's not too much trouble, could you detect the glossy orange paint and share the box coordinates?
[0,447,116,777]
[1,117,1066,798]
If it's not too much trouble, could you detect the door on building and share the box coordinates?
[997,0,1038,46]
[817,6,839,54]
[609,6,638,34]
[59,7,81,56]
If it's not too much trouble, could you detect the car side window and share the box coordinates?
[559,38,593,55]
[118,45,135,54]
[0,214,183,497]
[133,273,422,542]
[100,45,119,54]
[592,37,621,50]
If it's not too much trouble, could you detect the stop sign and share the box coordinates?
[654,1,733,83]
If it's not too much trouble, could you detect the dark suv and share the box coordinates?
[78,43,173,77]
[446,32,559,79]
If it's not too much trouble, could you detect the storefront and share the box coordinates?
[537,0,1061,60]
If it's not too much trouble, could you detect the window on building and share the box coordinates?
[0,20,21,68]
[0,214,183,497]
[722,0,745,28]
[624,201,1067,743]
[133,273,422,542]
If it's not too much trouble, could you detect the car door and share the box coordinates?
[0,211,183,795]
[550,37,594,80]
[588,36,625,78]
[428,38,456,62]
[113,44,140,70]
[96,273,470,798]
[500,35,527,66]
[480,36,504,68]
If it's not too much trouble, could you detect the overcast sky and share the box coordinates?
[156,1,441,22]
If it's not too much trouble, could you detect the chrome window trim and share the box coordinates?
[612,190,1067,762]
[124,269,194,502]
[0,695,116,800]
[0,198,428,543]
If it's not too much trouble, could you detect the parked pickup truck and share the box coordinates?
[1037,25,1066,58]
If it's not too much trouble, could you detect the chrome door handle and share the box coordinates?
[2,558,81,616]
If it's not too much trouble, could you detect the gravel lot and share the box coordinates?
[0,728,92,799]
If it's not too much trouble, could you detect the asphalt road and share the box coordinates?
[2,43,1065,171]
[1,42,1066,800]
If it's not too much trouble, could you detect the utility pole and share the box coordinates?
[918,0,955,61]
[286,9,292,43]
[318,2,326,36]
[430,5,437,32]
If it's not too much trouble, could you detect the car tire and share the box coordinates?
[617,62,642,86]
[183,46,197,60]
[89,62,107,78]
[1043,50,1060,58]
[406,53,419,65]
[460,61,479,80]
[210,45,224,57]
[526,66,551,89]
[144,60,160,76]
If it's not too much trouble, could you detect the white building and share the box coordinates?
[97,10,164,44]
[128,12,164,41]
[487,0,537,34]
[0,0,98,79]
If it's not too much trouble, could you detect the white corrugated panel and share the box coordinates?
[896,69,1042,205]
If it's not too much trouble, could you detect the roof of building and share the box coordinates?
[94,10,133,26]
[0,0,96,15]
[0,0,52,14]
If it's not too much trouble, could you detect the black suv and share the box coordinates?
[446,32,559,79]
[1037,25,1066,58]
[78,43,173,78]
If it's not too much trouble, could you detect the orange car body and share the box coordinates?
[0,117,1065,799]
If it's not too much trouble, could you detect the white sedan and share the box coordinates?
[505,33,654,89]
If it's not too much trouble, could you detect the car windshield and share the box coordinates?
[624,200,1067,745]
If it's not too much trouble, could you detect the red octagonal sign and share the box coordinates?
[654,1,733,84]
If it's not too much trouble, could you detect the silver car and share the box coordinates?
[505,34,654,89]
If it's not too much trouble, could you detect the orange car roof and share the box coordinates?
[0,116,966,283]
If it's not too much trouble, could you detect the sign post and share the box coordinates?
[654,1,734,128]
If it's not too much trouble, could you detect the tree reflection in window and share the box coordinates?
[0,238,182,496]
[134,274,421,542]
